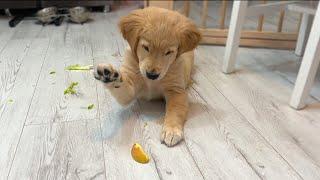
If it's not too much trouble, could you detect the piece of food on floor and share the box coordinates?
[131,143,150,164]
[65,64,93,71]
[87,104,94,110]
[8,99,13,103]
[49,71,56,74]
[64,82,79,95]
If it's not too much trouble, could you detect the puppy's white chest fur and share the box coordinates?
[138,78,164,100]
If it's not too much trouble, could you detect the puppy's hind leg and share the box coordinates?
[94,63,138,106]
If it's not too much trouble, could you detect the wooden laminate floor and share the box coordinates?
[0,4,320,180]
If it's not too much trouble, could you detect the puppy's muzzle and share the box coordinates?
[146,71,159,80]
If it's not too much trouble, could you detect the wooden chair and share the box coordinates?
[288,3,317,56]
[223,1,320,109]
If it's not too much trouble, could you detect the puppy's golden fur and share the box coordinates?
[95,7,201,146]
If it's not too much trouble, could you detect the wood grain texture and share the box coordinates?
[183,0,190,17]
[246,1,293,17]
[184,1,301,32]
[26,23,98,124]
[200,29,298,40]
[147,0,174,10]
[219,46,320,160]
[137,100,204,180]
[256,0,266,31]
[185,84,300,179]
[200,0,208,28]
[0,20,42,117]
[181,0,301,47]
[0,20,45,179]
[0,17,16,54]
[219,0,227,29]
[197,46,320,179]
[181,52,302,179]
[201,37,296,50]
[9,120,105,180]
[277,10,285,32]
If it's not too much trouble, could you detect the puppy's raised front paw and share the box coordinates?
[94,64,122,88]
[161,125,183,147]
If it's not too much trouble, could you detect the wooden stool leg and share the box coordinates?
[223,1,248,74]
[290,4,320,109]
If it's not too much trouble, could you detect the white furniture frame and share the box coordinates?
[288,3,317,56]
[223,1,320,110]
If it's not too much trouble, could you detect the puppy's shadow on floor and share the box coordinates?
[95,99,165,141]
[93,95,210,142]
[137,99,166,122]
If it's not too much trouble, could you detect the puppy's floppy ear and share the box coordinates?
[119,9,145,56]
[177,19,201,56]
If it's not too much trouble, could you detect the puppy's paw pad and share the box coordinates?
[94,64,121,85]
[160,126,183,147]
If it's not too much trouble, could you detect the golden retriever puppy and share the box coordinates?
[94,7,201,146]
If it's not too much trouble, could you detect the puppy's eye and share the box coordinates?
[165,51,173,56]
[142,45,149,52]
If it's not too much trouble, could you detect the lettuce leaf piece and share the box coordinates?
[65,64,93,71]
[64,82,79,95]
[87,104,94,110]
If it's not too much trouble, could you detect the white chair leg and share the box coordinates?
[290,4,320,109]
[223,1,248,74]
[295,13,314,56]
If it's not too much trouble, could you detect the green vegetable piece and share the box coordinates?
[50,71,56,74]
[65,64,93,71]
[64,82,79,95]
[8,99,13,103]
[87,104,94,110]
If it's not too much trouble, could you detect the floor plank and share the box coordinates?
[26,22,98,124]
[0,20,43,116]
[137,100,206,180]
[195,46,320,179]
[97,98,160,180]
[8,120,105,180]
[187,73,301,179]
[205,46,320,165]
[0,20,47,178]
[0,17,16,55]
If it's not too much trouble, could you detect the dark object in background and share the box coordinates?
[53,15,64,26]
[36,6,57,25]
[0,1,112,9]
[41,0,112,10]
[6,9,38,27]
[35,6,91,25]
[1,1,112,27]
[0,1,38,9]
[9,15,24,27]
[68,6,90,24]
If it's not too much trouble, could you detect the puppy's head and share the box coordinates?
[119,7,201,80]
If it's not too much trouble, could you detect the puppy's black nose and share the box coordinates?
[146,71,159,80]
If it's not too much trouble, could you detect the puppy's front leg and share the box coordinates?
[161,90,188,146]
[94,64,137,106]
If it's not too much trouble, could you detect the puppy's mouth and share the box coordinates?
[140,67,165,81]
[146,71,160,80]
